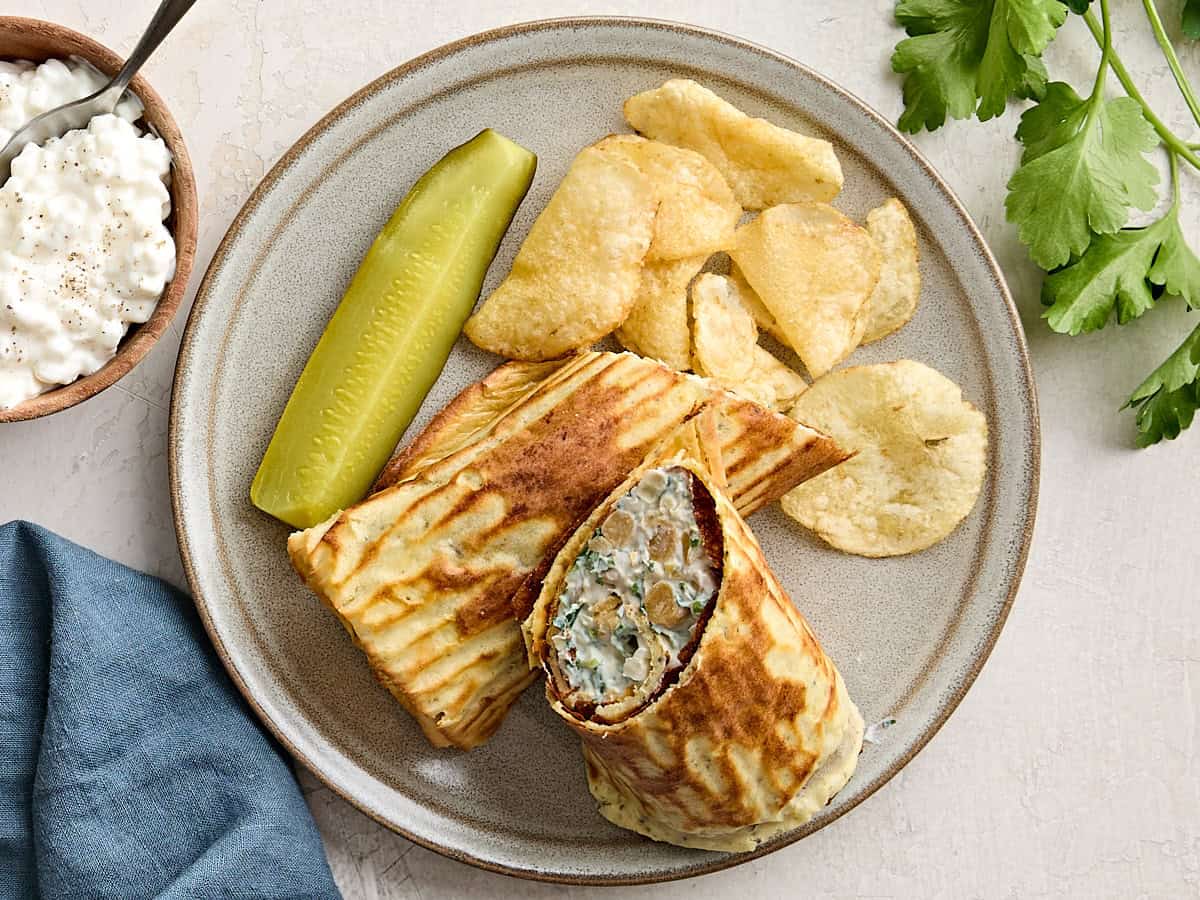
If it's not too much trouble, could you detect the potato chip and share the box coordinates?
[730,202,881,379]
[861,198,921,344]
[596,134,739,262]
[782,361,987,557]
[691,273,758,383]
[616,255,707,370]
[739,345,808,411]
[691,274,808,410]
[728,263,788,344]
[624,79,843,210]
[465,143,658,361]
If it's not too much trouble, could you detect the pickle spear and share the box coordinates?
[251,129,537,529]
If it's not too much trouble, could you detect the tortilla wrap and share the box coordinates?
[524,419,863,850]
[289,351,847,749]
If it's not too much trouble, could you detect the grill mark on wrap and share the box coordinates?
[506,398,717,627]
[550,474,835,833]
[372,353,605,492]
[349,363,693,627]
[508,398,845,624]
[408,624,513,693]
[363,624,538,744]
[339,356,672,588]
[449,375,688,636]
[574,559,819,829]
[293,352,850,750]
[718,396,849,513]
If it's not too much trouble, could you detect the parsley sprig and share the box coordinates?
[891,0,1200,446]
[892,0,1065,132]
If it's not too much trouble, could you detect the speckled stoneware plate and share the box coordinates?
[170,18,1039,885]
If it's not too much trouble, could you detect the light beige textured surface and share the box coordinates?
[2,1,1198,896]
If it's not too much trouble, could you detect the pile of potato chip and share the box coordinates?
[465,78,988,558]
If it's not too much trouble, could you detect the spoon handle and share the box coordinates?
[110,0,199,95]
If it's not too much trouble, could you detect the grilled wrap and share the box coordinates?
[524,418,863,850]
[288,351,847,749]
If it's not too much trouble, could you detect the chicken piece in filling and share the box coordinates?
[548,466,721,721]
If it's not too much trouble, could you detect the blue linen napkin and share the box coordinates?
[0,521,340,900]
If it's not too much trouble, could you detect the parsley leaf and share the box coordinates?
[1003,0,1069,50]
[1011,81,1090,160]
[892,0,1067,132]
[1127,325,1200,445]
[1017,54,1050,101]
[1185,0,1200,40]
[893,2,986,132]
[1148,214,1200,303]
[1064,0,1092,11]
[1042,207,1200,334]
[1006,83,1159,269]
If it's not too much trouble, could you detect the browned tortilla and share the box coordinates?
[288,351,847,749]
[524,422,863,850]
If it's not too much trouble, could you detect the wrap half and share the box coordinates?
[288,351,847,749]
[524,418,863,851]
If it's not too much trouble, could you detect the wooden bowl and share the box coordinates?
[0,17,197,423]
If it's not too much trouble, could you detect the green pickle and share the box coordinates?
[251,129,537,528]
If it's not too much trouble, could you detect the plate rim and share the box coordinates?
[169,15,1041,886]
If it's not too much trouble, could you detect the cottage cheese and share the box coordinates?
[0,58,174,409]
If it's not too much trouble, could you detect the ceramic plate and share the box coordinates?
[170,18,1039,885]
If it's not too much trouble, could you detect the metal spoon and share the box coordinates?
[0,0,197,183]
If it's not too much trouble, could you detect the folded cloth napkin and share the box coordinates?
[0,522,340,900]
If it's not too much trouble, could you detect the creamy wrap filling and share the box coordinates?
[548,466,720,721]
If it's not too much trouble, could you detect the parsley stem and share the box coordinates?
[1171,150,1181,208]
[1082,8,1200,172]
[1142,0,1200,129]
[1086,0,1114,121]
[1098,0,1114,81]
